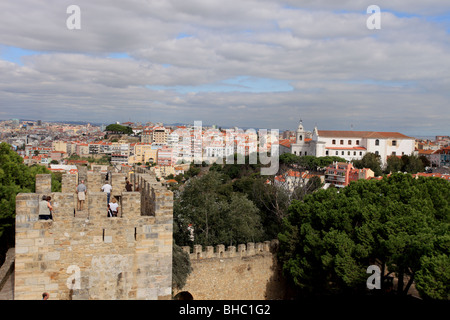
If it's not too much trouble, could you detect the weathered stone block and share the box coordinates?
[35,174,51,194]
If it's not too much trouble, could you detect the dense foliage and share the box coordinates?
[174,171,264,247]
[279,153,346,170]
[172,244,192,290]
[105,123,133,134]
[0,142,60,262]
[278,173,449,300]
[385,154,425,174]
[173,155,324,247]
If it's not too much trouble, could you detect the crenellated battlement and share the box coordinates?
[14,168,173,300]
[182,239,278,261]
[173,239,285,300]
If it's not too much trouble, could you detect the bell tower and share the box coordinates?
[296,119,305,144]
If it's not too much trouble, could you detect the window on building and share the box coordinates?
[340,140,344,145]
[336,151,338,155]
[392,151,396,156]
[332,139,336,145]
[375,139,380,146]
[305,151,307,155]
[375,151,379,156]
[326,151,329,155]
[354,151,356,156]
[356,140,359,145]
[294,151,296,155]
[360,152,362,156]
[392,140,397,146]
[299,151,302,156]
[348,151,350,155]
[342,151,344,155]
[348,140,352,145]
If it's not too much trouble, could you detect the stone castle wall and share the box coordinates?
[174,240,291,300]
[14,170,173,300]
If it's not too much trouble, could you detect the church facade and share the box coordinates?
[291,120,416,166]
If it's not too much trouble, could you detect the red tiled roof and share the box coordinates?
[279,139,291,148]
[418,149,434,155]
[318,130,412,139]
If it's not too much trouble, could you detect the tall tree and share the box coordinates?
[174,171,263,247]
[353,152,383,176]
[385,155,403,173]
[278,173,449,299]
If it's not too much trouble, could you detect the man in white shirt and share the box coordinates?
[108,198,119,217]
[101,183,112,204]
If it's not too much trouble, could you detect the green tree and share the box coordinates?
[172,244,192,291]
[278,173,449,299]
[401,154,424,174]
[279,154,346,170]
[184,163,201,178]
[0,143,57,263]
[105,124,133,135]
[419,155,431,168]
[174,173,184,183]
[415,254,450,300]
[353,152,383,176]
[174,171,263,247]
[1,143,35,237]
[385,155,403,173]
[279,153,300,165]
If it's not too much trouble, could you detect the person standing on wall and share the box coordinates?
[101,182,112,205]
[125,180,132,192]
[76,180,87,210]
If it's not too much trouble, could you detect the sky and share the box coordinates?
[0,1,449,136]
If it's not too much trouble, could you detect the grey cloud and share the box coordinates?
[0,1,448,135]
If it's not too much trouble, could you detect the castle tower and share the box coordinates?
[14,169,173,300]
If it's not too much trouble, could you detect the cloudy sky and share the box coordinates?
[0,1,449,136]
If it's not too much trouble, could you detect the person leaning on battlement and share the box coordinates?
[107,197,119,217]
[76,180,87,211]
[38,195,53,220]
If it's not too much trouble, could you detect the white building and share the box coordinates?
[291,119,415,166]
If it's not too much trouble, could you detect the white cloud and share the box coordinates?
[0,0,448,135]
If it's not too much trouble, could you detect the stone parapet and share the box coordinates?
[182,240,278,261]
[35,174,51,194]
[61,174,78,193]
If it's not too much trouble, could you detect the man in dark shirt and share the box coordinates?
[125,180,132,192]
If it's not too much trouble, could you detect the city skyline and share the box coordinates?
[1,117,447,140]
[0,1,449,136]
